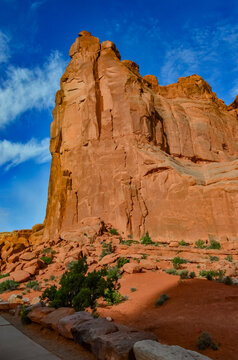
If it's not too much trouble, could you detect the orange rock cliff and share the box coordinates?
[40,30,238,243]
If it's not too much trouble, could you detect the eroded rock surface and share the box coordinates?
[42,31,238,243]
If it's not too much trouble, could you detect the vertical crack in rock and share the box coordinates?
[93,52,102,139]
[75,191,78,223]
[154,110,170,154]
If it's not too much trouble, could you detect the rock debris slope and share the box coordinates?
[44,30,238,242]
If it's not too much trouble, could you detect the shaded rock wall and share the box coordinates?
[43,31,238,242]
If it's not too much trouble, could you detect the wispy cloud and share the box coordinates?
[30,0,48,11]
[0,50,66,128]
[0,30,10,64]
[0,137,50,170]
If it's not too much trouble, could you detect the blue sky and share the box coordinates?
[0,0,237,231]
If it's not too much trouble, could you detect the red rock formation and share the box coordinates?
[43,31,238,242]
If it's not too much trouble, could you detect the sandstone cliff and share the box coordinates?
[43,31,238,242]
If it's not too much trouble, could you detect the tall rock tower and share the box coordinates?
[43,31,238,242]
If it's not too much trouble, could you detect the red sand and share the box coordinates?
[99,271,238,360]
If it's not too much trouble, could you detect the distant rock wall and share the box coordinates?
[43,31,238,242]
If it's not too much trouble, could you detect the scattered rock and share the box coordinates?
[11,270,30,283]
[122,263,142,274]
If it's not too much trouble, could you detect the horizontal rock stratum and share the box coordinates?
[43,30,238,242]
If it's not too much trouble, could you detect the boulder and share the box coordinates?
[58,311,93,339]
[94,330,157,360]
[28,306,55,324]
[122,263,142,274]
[11,270,30,283]
[41,307,75,330]
[72,318,118,350]
[133,340,212,360]
[19,252,36,261]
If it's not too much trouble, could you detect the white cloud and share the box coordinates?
[0,137,51,169]
[0,30,10,64]
[0,50,66,127]
[30,0,48,11]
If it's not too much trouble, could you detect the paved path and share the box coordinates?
[0,316,60,360]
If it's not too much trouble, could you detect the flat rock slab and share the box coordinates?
[0,316,60,360]
[58,311,93,339]
[133,340,212,360]
[41,307,75,330]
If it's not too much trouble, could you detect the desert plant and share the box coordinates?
[20,305,32,325]
[207,239,221,250]
[42,247,56,255]
[0,273,10,279]
[223,276,232,285]
[100,241,113,260]
[179,240,189,246]
[172,256,187,269]
[178,269,189,279]
[110,228,119,235]
[141,253,148,259]
[140,232,154,245]
[50,275,56,281]
[225,255,233,262]
[130,287,137,292]
[117,257,129,268]
[41,256,123,311]
[209,256,219,262]
[189,271,196,279]
[165,268,178,275]
[0,280,20,293]
[40,256,53,265]
[25,280,41,291]
[196,332,218,350]
[195,239,206,249]
[155,294,169,307]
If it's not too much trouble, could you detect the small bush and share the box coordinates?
[120,239,138,246]
[25,280,41,291]
[209,256,219,262]
[0,273,10,279]
[172,256,187,269]
[207,239,221,250]
[199,270,225,281]
[42,247,56,255]
[165,268,178,275]
[49,275,55,281]
[20,306,32,325]
[130,287,136,292]
[100,242,113,260]
[117,257,129,268]
[195,239,206,249]
[40,256,53,265]
[0,280,20,293]
[178,269,189,279]
[179,240,189,246]
[189,271,196,279]
[110,228,119,235]
[140,232,154,245]
[141,253,148,259]
[155,294,169,307]
[196,332,218,350]
[225,255,233,262]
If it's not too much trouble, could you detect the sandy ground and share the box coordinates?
[1,270,238,360]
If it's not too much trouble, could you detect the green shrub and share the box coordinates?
[179,240,189,246]
[42,247,56,255]
[178,269,189,279]
[110,228,119,235]
[165,268,178,275]
[117,257,129,268]
[130,287,137,292]
[196,332,218,350]
[50,275,55,281]
[25,280,41,291]
[0,273,10,279]
[207,239,221,250]
[0,280,20,293]
[41,257,123,311]
[199,270,225,281]
[40,256,53,265]
[140,232,154,245]
[209,256,219,262]
[225,255,233,262]
[100,242,113,260]
[119,239,138,246]
[20,306,32,325]
[141,253,148,259]
[195,239,206,249]
[189,271,196,279]
[172,257,187,269]
[155,294,169,307]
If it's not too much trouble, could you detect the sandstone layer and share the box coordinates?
[44,30,238,242]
